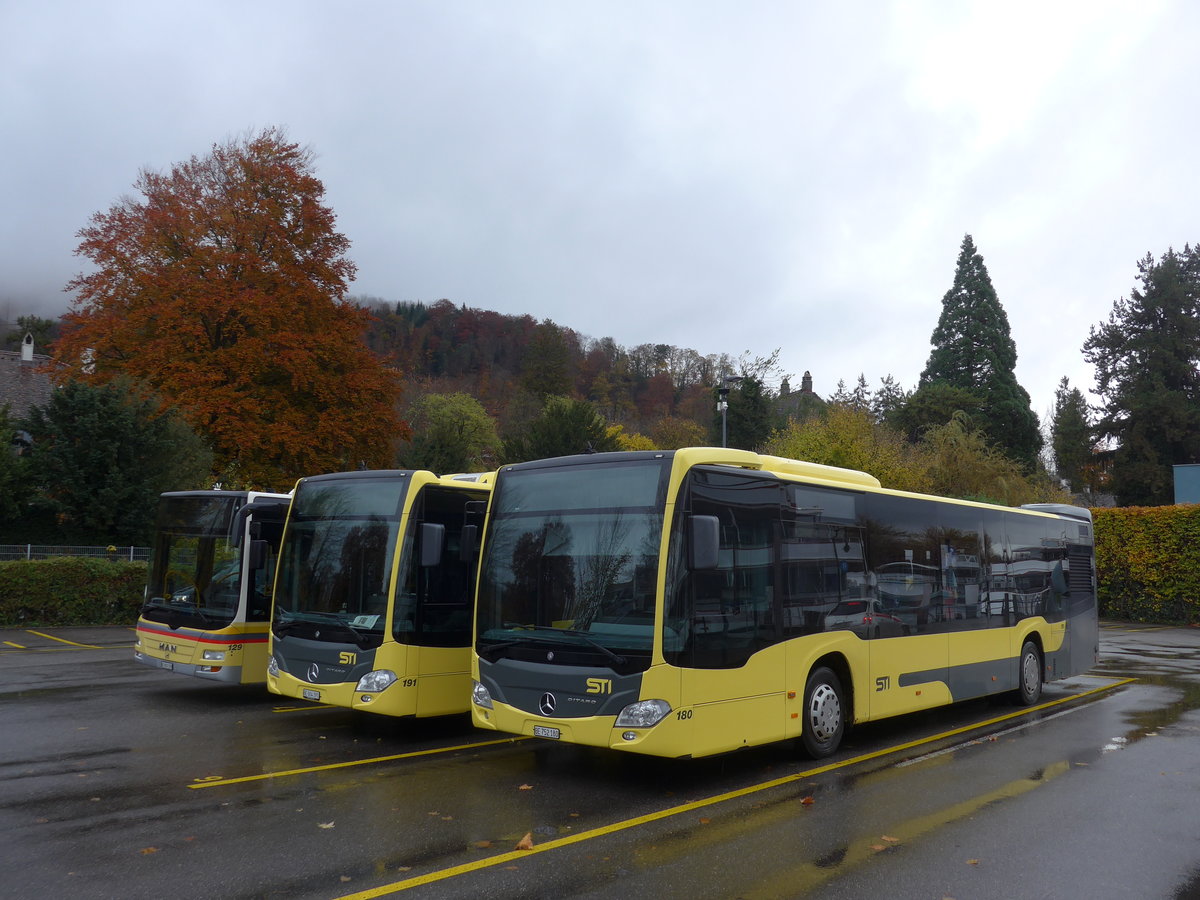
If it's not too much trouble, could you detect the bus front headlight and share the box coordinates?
[615,699,671,728]
[355,670,397,693]
[472,680,493,709]
[267,655,280,678]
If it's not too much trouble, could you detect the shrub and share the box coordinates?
[1092,506,1200,624]
[0,558,146,626]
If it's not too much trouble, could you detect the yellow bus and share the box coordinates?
[470,448,1098,759]
[267,469,491,718]
[135,490,291,683]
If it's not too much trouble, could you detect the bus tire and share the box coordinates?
[801,666,845,759]
[1014,641,1042,706]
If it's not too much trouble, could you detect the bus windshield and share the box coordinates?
[474,458,669,673]
[143,494,246,629]
[272,476,410,650]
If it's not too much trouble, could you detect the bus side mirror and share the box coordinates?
[420,523,446,567]
[688,515,720,570]
[248,539,268,571]
[459,524,479,561]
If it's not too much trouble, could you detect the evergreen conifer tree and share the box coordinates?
[1050,377,1092,493]
[1083,246,1200,506]
[920,234,1041,468]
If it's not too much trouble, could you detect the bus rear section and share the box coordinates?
[471,448,1099,759]
[135,490,291,684]
[267,470,491,718]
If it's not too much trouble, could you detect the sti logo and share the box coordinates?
[338,651,356,666]
[585,678,612,695]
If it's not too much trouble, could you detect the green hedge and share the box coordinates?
[0,558,147,627]
[1093,506,1200,624]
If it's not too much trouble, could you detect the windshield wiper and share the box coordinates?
[490,624,627,666]
[145,597,219,629]
[273,611,371,648]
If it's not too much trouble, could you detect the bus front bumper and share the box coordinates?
[472,699,686,757]
[134,649,245,684]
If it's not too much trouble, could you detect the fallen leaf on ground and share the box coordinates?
[966,859,979,866]
[475,841,492,849]
[519,784,533,790]
[699,817,711,825]
[318,822,335,829]
[882,835,900,843]
[800,797,815,806]
[516,832,535,851]
[139,847,159,855]
[340,876,351,883]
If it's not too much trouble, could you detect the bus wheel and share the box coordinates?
[801,666,845,759]
[1014,641,1042,706]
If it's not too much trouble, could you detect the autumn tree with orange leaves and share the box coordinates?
[54,128,403,488]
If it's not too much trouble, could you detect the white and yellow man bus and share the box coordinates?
[135,490,291,683]
[267,469,491,717]
[470,448,1098,759]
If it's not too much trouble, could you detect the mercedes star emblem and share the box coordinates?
[308,663,320,682]
[539,692,556,716]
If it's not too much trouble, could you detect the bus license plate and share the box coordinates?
[303,689,321,701]
[159,661,173,671]
[533,725,560,740]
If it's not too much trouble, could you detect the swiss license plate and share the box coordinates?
[159,661,173,671]
[532,725,561,740]
[303,688,321,701]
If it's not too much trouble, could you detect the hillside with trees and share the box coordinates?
[4,129,1196,544]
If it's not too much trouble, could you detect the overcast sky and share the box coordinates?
[3,1,1197,420]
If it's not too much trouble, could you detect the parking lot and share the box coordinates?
[2,623,1199,899]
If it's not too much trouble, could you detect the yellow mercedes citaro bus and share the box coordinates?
[135,490,291,683]
[470,448,1098,759]
[267,469,491,718]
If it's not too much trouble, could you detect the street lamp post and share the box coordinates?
[718,375,743,448]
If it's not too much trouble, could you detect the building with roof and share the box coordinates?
[0,333,54,420]
[776,370,825,422]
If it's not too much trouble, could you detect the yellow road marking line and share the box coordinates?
[187,736,531,789]
[271,704,338,713]
[3,641,26,648]
[745,760,1073,897]
[25,630,104,649]
[335,677,1134,898]
[12,646,114,653]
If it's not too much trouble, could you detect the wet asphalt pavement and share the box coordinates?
[1,622,1198,899]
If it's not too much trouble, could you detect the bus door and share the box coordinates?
[675,471,786,753]
[862,494,949,719]
[396,485,487,717]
